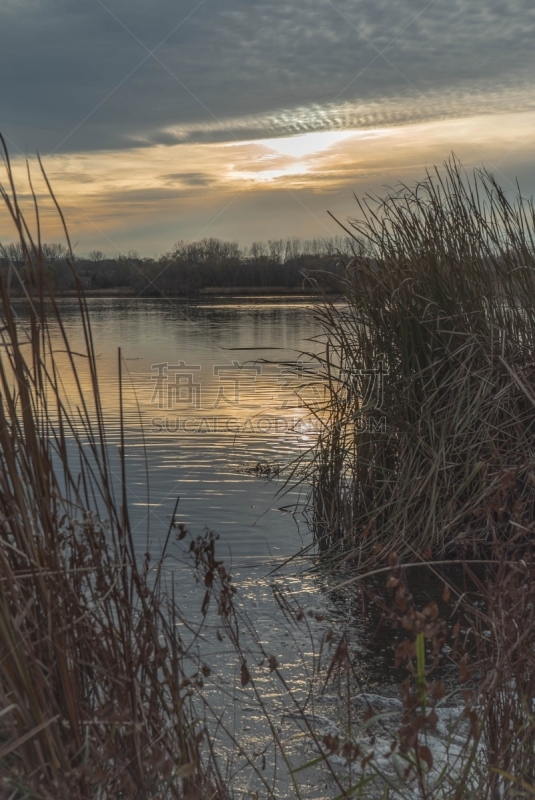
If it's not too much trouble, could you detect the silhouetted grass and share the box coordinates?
[304,158,535,566]
[0,137,227,799]
[1,139,533,798]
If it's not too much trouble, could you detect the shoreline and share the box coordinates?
[14,286,336,300]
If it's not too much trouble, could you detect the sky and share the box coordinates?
[1,0,535,256]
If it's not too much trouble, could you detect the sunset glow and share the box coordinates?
[1,0,535,253]
[3,109,535,255]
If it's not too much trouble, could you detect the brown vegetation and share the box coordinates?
[0,138,225,799]
[0,140,533,798]
[302,159,535,567]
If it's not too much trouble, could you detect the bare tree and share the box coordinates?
[268,239,284,264]
[250,241,268,260]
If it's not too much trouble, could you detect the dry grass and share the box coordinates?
[1,140,533,799]
[0,140,226,798]
[284,157,535,796]
[302,157,535,566]
[463,547,535,796]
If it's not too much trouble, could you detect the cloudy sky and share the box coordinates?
[1,0,535,254]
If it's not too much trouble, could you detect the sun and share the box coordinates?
[256,130,356,159]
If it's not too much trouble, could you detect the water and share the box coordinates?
[12,295,461,795]
[54,296,337,795]
[48,295,324,566]
[14,294,450,664]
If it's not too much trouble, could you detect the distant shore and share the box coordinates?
[49,285,330,298]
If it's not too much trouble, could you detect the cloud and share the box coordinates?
[2,1,535,256]
[164,172,213,186]
[5,107,535,256]
[154,81,535,147]
[1,0,534,155]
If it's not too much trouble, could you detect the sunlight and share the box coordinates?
[255,129,356,159]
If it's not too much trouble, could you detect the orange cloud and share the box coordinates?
[2,110,535,254]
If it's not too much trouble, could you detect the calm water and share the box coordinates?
[52,296,325,566]
[9,296,355,796]
[15,296,442,796]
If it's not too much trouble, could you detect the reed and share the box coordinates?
[466,547,535,796]
[0,140,225,798]
[304,158,535,565]
[2,138,533,798]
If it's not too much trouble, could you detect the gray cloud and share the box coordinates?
[1,0,534,155]
[164,172,213,186]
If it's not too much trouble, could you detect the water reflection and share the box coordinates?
[27,296,326,565]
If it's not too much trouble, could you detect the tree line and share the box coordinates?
[0,236,351,294]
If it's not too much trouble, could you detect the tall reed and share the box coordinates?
[304,158,535,565]
[0,141,224,797]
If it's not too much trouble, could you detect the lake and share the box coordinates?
[51,295,325,566]
[13,294,439,796]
